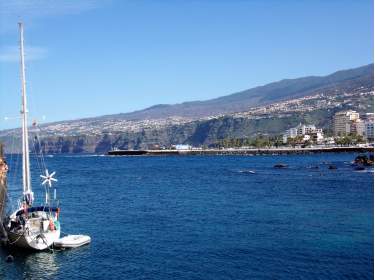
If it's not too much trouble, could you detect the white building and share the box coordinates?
[310,131,324,143]
[350,119,365,137]
[333,110,360,136]
[297,124,322,135]
[324,137,335,145]
[365,121,374,141]
[282,127,298,143]
[302,135,311,141]
[283,123,324,144]
[364,118,374,141]
[362,113,374,141]
[175,144,192,150]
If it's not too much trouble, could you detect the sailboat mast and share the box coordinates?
[18,22,32,197]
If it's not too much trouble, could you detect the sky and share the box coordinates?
[0,0,373,129]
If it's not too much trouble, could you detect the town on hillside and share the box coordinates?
[0,83,373,153]
[179,110,374,150]
[280,110,374,146]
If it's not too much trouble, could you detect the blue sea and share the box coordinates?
[0,153,373,279]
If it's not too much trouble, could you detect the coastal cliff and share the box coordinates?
[32,107,361,153]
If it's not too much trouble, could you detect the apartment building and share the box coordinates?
[333,110,360,136]
[283,123,324,144]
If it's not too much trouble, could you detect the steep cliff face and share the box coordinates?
[36,136,103,154]
[29,108,336,154]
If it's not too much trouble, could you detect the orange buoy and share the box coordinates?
[49,219,55,231]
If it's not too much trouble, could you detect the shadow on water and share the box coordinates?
[0,244,91,280]
[0,247,59,280]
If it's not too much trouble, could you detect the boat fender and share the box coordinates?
[22,203,28,216]
[55,208,60,220]
[49,219,55,231]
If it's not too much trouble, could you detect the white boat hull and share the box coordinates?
[8,228,60,251]
[6,207,61,251]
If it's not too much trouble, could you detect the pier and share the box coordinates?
[107,146,374,156]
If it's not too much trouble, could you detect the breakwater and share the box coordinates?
[108,146,374,156]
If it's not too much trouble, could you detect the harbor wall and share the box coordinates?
[108,146,374,156]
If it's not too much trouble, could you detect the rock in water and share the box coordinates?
[355,166,366,171]
[274,163,288,168]
[354,154,374,166]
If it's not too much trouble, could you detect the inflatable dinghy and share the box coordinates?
[54,235,91,248]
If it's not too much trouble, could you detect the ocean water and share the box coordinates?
[0,153,373,279]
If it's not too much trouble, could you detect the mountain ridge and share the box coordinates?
[92,63,373,121]
[0,64,373,133]
[0,63,373,154]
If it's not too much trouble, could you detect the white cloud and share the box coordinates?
[0,45,48,62]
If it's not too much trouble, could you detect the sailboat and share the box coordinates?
[4,23,61,250]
